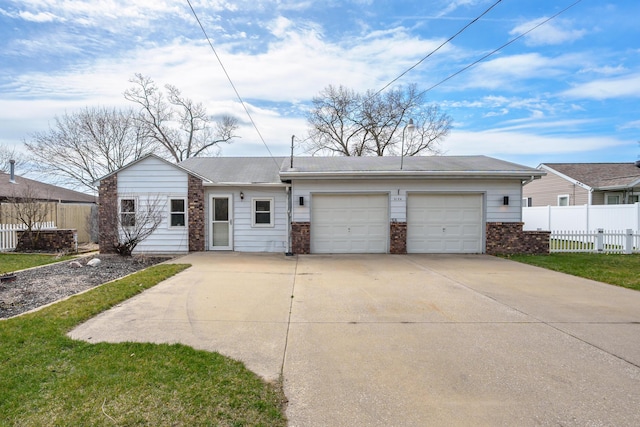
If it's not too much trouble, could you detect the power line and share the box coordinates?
[418,0,584,97]
[371,0,503,98]
[185,0,280,168]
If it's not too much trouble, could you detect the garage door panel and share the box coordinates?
[311,194,388,254]
[407,194,483,253]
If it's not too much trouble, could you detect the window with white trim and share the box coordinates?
[169,198,186,227]
[252,198,274,227]
[557,195,569,206]
[605,194,621,205]
[120,198,136,227]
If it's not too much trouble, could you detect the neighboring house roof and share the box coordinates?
[541,163,640,190]
[281,155,543,179]
[0,172,96,203]
[180,157,286,185]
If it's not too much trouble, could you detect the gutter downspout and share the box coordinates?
[285,184,293,256]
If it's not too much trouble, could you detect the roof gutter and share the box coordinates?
[202,182,289,187]
[279,170,546,180]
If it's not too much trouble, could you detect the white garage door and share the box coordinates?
[311,194,388,253]
[407,194,483,253]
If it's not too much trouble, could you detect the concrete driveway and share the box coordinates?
[69,253,640,426]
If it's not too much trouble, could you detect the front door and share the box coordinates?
[210,195,233,250]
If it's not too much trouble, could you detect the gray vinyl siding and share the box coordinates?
[117,156,189,254]
[523,171,589,206]
[292,179,523,223]
[204,186,288,252]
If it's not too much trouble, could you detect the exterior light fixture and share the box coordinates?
[503,196,509,206]
[240,192,244,200]
[299,196,304,206]
[400,118,415,170]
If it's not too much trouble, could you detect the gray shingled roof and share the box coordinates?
[0,172,96,203]
[282,155,542,176]
[543,163,640,189]
[178,155,542,182]
[179,157,286,184]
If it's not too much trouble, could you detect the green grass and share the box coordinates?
[0,253,76,274]
[506,253,640,291]
[0,264,287,426]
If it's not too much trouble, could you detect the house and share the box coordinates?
[97,154,549,255]
[523,163,640,207]
[0,161,97,243]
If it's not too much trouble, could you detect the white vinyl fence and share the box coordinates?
[551,229,640,254]
[523,203,640,232]
[0,222,56,252]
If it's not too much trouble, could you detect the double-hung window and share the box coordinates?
[252,198,274,227]
[169,198,186,227]
[120,199,136,227]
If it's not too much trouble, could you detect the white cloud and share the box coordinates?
[510,18,587,47]
[443,129,626,157]
[18,11,61,22]
[562,74,640,100]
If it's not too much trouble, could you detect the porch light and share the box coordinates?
[503,196,509,206]
[240,192,244,200]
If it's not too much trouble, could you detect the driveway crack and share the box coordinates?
[280,255,299,380]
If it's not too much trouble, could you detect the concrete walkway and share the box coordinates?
[69,253,640,426]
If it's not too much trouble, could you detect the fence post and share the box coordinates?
[625,229,633,255]
[596,228,604,252]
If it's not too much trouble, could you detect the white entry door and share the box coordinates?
[407,194,482,253]
[311,194,388,253]
[210,195,233,250]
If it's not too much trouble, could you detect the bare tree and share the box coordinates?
[25,107,154,192]
[306,84,452,157]
[0,144,30,174]
[113,194,164,256]
[5,183,54,249]
[124,74,239,162]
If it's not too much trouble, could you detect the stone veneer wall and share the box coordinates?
[16,229,77,253]
[486,222,550,255]
[98,174,118,254]
[188,174,205,251]
[390,222,407,254]
[291,222,310,254]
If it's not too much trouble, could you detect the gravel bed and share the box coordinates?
[0,254,171,319]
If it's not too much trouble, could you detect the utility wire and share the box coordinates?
[417,0,584,97]
[371,0,503,99]
[185,0,280,168]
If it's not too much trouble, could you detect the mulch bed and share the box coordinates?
[0,254,170,319]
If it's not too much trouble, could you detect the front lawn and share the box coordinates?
[506,253,640,291]
[0,263,287,426]
[0,253,76,274]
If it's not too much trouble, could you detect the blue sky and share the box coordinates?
[1,0,639,169]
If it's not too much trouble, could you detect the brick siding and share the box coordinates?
[291,222,310,254]
[486,222,550,255]
[98,174,118,254]
[188,174,205,251]
[390,222,407,254]
[16,229,77,253]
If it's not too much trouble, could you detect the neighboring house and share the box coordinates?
[0,163,97,242]
[97,154,548,255]
[523,163,640,207]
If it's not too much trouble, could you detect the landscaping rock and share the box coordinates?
[87,258,101,267]
[69,261,83,269]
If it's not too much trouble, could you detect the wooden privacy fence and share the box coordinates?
[551,229,640,254]
[0,222,56,252]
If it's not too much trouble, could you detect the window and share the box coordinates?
[629,195,639,204]
[120,199,136,227]
[558,195,569,206]
[522,197,532,207]
[605,194,621,205]
[252,198,274,227]
[169,198,186,227]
